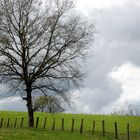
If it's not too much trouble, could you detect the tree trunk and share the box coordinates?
[41,108,44,112]
[27,107,34,127]
[26,87,34,127]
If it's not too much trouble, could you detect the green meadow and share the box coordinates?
[0,111,140,140]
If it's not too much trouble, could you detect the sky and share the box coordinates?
[0,0,140,114]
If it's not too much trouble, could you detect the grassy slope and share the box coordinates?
[0,111,140,140]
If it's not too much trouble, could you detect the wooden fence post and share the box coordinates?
[52,118,55,130]
[61,118,64,131]
[20,117,24,128]
[14,118,17,128]
[7,118,10,128]
[71,118,74,133]
[115,122,118,139]
[102,120,105,137]
[127,123,130,140]
[43,117,47,129]
[80,118,84,134]
[0,118,3,128]
[35,117,39,128]
[92,120,95,135]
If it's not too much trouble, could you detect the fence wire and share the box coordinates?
[0,114,140,140]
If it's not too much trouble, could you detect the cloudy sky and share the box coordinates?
[1,0,140,114]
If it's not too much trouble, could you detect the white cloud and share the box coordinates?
[97,63,140,114]
[0,97,26,111]
[109,63,140,105]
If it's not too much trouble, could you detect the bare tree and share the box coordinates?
[0,0,94,127]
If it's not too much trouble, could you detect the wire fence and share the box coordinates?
[0,115,140,140]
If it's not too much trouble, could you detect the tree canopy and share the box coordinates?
[34,95,65,113]
[0,0,94,127]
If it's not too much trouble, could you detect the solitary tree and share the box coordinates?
[34,95,65,113]
[0,0,94,127]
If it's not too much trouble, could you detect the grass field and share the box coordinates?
[0,111,140,140]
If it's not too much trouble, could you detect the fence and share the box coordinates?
[0,116,139,140]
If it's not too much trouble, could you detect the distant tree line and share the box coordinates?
[112,104,140,116]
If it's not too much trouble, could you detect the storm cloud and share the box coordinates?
[1,0,140,114]
[67,0,140,114]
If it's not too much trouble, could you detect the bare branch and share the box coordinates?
[0,0,94,127]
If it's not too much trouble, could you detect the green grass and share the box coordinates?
[0,128,113,140]
[0,111,140,140]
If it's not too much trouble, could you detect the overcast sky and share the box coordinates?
[0,0,140,114]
